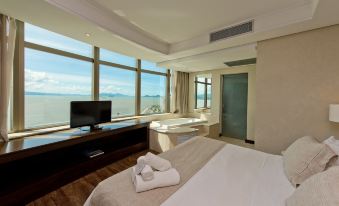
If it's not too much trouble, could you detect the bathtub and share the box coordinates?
[150,118,208,130]
[149,118,209,152]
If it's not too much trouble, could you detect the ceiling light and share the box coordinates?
[85,33,91,37]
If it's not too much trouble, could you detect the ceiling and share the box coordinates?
[0,0,339,72]
[93,0,304,43]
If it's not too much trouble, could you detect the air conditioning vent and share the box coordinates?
[210,20,253,42]
[224,58,256,67]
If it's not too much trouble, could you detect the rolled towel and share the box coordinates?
[141,165,154,181]
[131,167,180,193]
[144,152,172,171]
[135,156,146,175]
[137,156,146,165]
[134,156,146,175]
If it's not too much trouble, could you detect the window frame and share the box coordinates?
[195,77,212,109]
[10,21,171,132]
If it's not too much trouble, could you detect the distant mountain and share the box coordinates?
[196,94,211,99]
[196,94,205,99]
[25,91,162,98]
[25,91,133,97]
[143,95,160,97]
[99,93,130,97]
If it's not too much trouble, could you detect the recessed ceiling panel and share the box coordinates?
[94,0,306,43]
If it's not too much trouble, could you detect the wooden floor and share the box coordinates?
[27,150,149,206]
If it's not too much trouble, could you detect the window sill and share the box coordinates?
[194,108,210,112]
[8,113,172,140]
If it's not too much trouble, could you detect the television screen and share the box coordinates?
[70,101,112,128]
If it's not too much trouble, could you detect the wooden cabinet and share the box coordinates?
[0,119,149,206]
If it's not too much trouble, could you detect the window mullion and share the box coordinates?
[135,59,141,115]
[204,78,208,108]
[24,42,93,63]
[165,69,171,112]
[195,78,198,109]
[92,46,99,101]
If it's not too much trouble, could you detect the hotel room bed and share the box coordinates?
[84,137,294,206]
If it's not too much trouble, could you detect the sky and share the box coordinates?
[24,23,166,96]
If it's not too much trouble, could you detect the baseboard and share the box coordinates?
[245,139,255,144]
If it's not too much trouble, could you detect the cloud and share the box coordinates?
[25,69,59,89]
[25,69,139,96]
[25,69,91,95]
[100,84,137,96]
[100,77,134,88]
[100,85,122,93]
[100,77,135,95]
[25,69,56,83]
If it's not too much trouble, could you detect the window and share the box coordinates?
[100,48,136,67]
[99,65,136,117]
[25,49,92,128]
[24,23,93,128]
[196,83,205,108]
[195,77,212,109]
[141,73,166,114]
[25,23,92,57]
[140,60,168,114]
[141,60,167,73]
[10,21,171,132]
[207,84,212,108]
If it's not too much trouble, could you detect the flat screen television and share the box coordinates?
[70,101,111,130]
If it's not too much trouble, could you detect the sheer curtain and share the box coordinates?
[0,15,16,142]
[174,71,189,114]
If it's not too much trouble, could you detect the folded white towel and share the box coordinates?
[131,167,180,193]
[144,152,172,171]
[135,156,146,175]
[141,165,154,181]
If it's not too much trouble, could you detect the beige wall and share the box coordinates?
[188,65,256,140]
[255,25,339,154]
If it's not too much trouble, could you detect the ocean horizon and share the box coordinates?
[24,94,166,128]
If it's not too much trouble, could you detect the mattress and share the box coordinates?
[85,138,294,206]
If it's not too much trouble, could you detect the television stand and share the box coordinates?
[80,125,103,132]
[0,119,149,206]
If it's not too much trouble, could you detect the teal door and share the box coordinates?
[222,73,248,139]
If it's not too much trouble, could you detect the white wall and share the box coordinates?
[255,25,339,154]
[188,65,256,140]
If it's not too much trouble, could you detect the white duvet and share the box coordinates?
[161,144,294,206]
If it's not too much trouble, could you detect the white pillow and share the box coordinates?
[283,136,336,187]
[323,136,339,166]
[286,166,339,206]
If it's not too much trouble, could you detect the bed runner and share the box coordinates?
[89,136,226,206]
